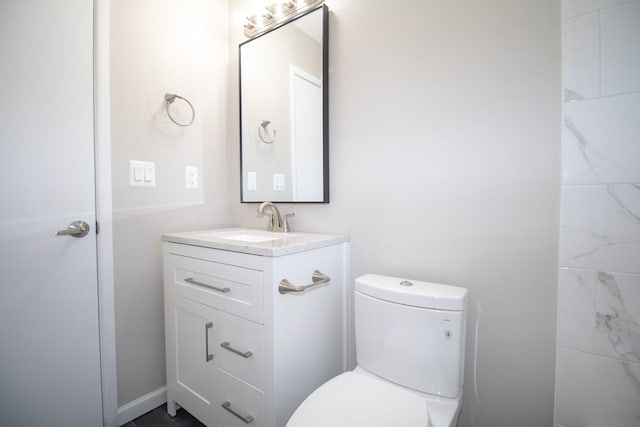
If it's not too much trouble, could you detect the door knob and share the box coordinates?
[55,220,91,238]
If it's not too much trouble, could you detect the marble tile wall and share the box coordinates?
[556,1,640,425]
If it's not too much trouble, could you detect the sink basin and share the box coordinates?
[200,229,293,243]
[215,232,283,243]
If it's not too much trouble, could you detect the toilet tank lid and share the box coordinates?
[355,274,468,311]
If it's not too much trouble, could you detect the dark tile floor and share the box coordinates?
[122,405,205,427]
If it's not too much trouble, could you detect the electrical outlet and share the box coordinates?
[185,166,198,189]
[273,173,285,191]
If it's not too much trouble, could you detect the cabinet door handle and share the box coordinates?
[222,401,254,424]
[185,277,231,293]
[220,341,253,358]
[205,321,214,362]
[279,270,331,294]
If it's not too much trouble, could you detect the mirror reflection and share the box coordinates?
[240,6,328,203]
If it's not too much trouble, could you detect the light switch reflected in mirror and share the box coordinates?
[239,5,328,203]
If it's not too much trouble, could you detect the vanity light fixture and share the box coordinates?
[243,0,324,38]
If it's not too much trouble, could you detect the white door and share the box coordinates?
[290,67,323,201]
[0,1,103,426]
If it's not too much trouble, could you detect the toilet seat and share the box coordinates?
[286,371,431,427]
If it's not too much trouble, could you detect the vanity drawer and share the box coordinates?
[219,369,264,427]
[170,255,263,323]
[218,310,264,389]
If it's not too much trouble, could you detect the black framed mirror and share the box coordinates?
[239,5,328,203]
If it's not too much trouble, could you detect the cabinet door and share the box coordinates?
[169,295,218,426]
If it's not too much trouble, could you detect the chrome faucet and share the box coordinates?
[257,202,294,232]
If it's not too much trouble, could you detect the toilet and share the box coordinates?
[287,274,468,427]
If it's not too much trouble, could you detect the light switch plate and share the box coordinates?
[273,173,285,191]
[130,160,155,187]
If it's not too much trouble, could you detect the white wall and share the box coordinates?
[555,1,640,426]
[228,1,561,426]
[110,0,229,412]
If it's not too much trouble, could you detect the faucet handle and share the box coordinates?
[282,212,295,233]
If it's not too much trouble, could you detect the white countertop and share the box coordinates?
[161,227,349,257]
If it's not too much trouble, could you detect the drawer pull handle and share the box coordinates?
[185,277,231,293]
[279,270,331,294]
[221,341,253,359]
[205,321,214,362]
[222,401,254,424]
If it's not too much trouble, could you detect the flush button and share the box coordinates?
[399,280,413,287]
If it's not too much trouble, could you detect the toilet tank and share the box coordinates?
[354,274,468,399]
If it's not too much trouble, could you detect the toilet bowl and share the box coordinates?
[286,274,468,427]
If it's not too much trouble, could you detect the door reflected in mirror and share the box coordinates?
[240,5,328,203]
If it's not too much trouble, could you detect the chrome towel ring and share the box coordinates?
[164,93,195,127]
[258,120,276,144]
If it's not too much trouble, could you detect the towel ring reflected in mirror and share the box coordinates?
[164,93,195,127]
[258,120,276,144]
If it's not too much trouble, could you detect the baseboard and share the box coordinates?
[117,386,167,426]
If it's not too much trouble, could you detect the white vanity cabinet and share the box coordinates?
[162,230,349,427]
